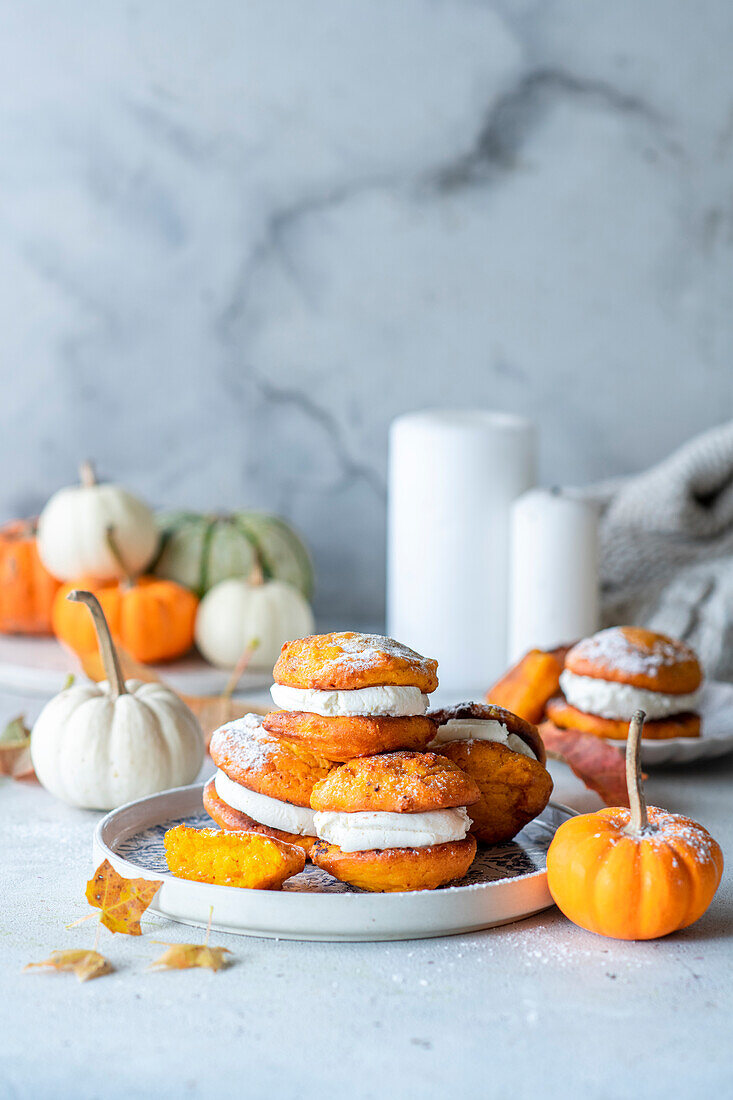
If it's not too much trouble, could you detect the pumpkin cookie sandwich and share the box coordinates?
[205,713,332,854]
[547,627,703,741]
[265,631,439,761]
[309,751,479,892]
[428,703,553,845]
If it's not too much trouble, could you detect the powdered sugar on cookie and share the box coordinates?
[209,714,278,773]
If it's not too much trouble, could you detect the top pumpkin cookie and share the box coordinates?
[310,750,479,814]
[273,632,439,693]
[564,627,702,695]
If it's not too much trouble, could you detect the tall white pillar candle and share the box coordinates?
[387,410,536,692]
[508,488,600,664]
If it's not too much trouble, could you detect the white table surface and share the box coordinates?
[2,686,731,1100]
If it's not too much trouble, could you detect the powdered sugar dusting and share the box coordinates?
[598,806,722,863]
[569,628,695,680]
[321,633,436,680]
[209,713,279,773]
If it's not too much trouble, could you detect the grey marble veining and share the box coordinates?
[1,2,732,621]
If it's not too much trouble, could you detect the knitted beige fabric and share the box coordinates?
[582,420,733,682]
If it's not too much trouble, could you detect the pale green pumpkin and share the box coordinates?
[152,512,314,600]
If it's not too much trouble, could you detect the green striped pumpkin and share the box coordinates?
[152,512,314,600]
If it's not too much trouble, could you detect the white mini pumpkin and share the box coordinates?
[38,462,158,582]
[195,576,314,671]
[30,591,204,810]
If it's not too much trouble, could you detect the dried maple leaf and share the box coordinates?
[538,721,645,807]
[25,949,113,983]
[85,860,162,935]
[0,715,34,779]
[149,943,232,972]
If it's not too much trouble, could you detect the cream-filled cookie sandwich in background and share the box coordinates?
[547,627,703,741]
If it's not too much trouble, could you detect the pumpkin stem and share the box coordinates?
[222,639,260,699]
[625,709,652,835]
[105,526,135,589]
[66,590,127,698]
[79,461,97,488]
[248,560,265,587]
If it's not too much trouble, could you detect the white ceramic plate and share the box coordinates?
[0,634,271,696]
[93,784,575,942]
[604,681,733,766]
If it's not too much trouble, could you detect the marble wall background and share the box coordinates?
[1,1,732,621]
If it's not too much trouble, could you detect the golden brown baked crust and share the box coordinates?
[310,836,477,892]
[262,711,436,763]
[546,697,701,740]
[209,715,332,808]
[272,632,439,692]
[164,824,305,889]
[565,627,702,693]
[203,778,317,854]
[310,750,479,813]
[438,739,553,844]
[427,701,546,765]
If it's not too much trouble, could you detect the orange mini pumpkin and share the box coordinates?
[0,519,61,635]
[52,576,198,665]
[547,711,723,940]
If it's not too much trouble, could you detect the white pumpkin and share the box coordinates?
[30,591,204,810]
[38,462,158,582]
[195,577,314,671]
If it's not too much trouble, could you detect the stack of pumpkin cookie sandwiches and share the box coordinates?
[205,631,553,892]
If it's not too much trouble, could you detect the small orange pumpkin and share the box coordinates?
[52,576,198,665]
[547,710,723,940]
[0,519,61,635]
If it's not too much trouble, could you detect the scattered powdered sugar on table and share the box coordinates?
[570,627,693,678]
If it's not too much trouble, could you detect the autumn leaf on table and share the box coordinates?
[150,908,233,972]
[538,721,644,807]
[0,715,34,779]
[150,943,232,972]
[25,949,113,983]
[85,860,162,935]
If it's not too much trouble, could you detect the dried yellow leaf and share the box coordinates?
[85,859,162,935]
[25,949,113,983]
[150,943,232,972]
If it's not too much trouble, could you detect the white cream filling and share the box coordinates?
[313,807,471,852]
[431,718,537,759]
[214,769,315,836]
[559,670,701,722]
[270,683,429,717]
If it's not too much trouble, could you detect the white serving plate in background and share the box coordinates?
[612,681,733,766]
[93,784,575,942]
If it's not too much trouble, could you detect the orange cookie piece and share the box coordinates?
[262,711,436,763]
[203,778,317,854]
[310,751,479,814]
[428,701,546,765]
[565,627,702,694]
[546,697,701,741]
[439,739,554,845]
[209,714,332,808]
[486,647,567,725]
[310,836,477,893]
[273,632,439,692]
[164,824,305,889]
